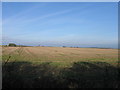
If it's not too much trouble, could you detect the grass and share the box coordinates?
[2,47,119,88]
[3,61,119,88]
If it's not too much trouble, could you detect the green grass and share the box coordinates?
[2,52,118,69]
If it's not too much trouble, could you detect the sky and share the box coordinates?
[2,2,118,48]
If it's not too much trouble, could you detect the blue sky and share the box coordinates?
[2,2,118,48]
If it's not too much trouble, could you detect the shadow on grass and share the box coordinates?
[2,61,119,88]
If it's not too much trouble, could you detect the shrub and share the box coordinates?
[8,43,16,47]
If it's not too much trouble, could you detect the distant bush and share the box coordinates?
[63,46,66,48]
[2,45,7,47]
[8,43,16,47]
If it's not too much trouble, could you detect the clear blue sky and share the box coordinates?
[2,2,118,48]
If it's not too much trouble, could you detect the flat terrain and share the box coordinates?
[2,47,119,88]
[2,47,118,66]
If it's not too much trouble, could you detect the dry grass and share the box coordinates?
[2,47,118,66]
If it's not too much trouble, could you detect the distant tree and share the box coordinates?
[63,46,66,48]
[2,45,7,47]
[8,43,16,47]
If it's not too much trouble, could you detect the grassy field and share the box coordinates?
[2,47,119,88]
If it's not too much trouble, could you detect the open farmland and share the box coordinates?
[2,47,119,88]
[2,47,118,66]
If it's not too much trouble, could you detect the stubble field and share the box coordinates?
[2,47,118,66]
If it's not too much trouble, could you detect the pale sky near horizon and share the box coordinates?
[2,2,118,48]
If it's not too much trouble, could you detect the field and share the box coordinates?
[2,47,119,88]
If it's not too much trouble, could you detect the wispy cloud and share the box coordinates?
[3,3,92,26]
[2,3,47,25]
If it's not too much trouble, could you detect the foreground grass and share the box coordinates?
[3,61,119,88]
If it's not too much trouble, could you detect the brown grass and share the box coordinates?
[2,47,118,65]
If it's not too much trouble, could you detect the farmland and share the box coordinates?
[2,47,119,88]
